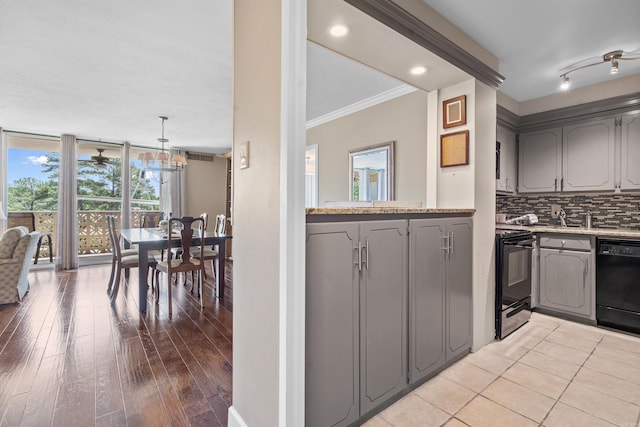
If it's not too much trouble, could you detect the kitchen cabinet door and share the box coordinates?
[562,118,616,191]
[306,222,360,427]
[539,248,592,319]
[620,112,640,190]
[446,218,473,361]
[359,220,408,416]
[497,124,517,194]
[409,219,446,384]
[518,128,562,193]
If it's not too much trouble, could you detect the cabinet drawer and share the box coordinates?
[539,234,591,251]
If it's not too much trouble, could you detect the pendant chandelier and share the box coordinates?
[138,116,187,176]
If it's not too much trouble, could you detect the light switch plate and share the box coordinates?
[240,141,250,169]
[551,204,561,217]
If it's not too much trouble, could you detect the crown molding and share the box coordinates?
[306,84,417,129]
[518,91,640,131]
[344,0,504,89]
[497,105,520,129]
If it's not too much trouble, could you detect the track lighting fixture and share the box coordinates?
[558,49,639,90]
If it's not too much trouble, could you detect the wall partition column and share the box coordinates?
[55,134,78,270]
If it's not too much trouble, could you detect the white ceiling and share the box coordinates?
[421,0,640,102]
[0,1,233,153]
[2,1,639,154]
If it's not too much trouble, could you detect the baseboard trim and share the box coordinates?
[228,406,248,427]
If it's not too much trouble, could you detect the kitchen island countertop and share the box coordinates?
[307,207,475,215]
[306,207,475,223]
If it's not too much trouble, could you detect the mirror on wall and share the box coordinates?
[349,141,395,201]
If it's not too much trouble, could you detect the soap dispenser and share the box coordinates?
[585,210,592,229]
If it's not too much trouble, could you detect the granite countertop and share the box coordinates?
[497,223,640,239]
[306,208,475,215]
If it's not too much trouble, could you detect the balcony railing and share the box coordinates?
[10,211,161,259]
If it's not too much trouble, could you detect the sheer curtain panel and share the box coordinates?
[55,134,78,270]
[121,142,132,228]
[0,128,6,233]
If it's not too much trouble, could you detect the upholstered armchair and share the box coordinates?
[0,226,41,304]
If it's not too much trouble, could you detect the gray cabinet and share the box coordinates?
[562,118,616,192]
[305,220,407,426]
[359,220,408,415]
[409,218,472,384]
[446,219,473,360]
[306,222,360,427]
[538,235,593,320]
[496,124,517,194]
[518,128,562,193]
[620,112,640,190]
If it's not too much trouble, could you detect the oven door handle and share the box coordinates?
[504,238,535,248]
[506,301,529,318]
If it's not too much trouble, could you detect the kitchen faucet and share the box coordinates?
[558,207,567,227]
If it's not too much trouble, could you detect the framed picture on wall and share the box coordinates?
[440,130,469,167]
[443,95,466,129]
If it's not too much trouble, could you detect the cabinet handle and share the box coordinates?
[449,231,454,254]
[364,240,369,270]
[584,261,588,289]
[441,235,449,254]
[355,243,362,272]
[561,178,564,191]
[554,178,557,191]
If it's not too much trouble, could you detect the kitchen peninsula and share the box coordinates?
[305,207,474,427]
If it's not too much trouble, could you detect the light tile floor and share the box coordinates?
[365,313,640,427]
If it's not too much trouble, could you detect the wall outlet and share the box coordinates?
[551,204,561,217]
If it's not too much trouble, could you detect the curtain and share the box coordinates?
[168,148,186,218]
[0,127,9,233]
[0,128,7,233]
[121,142,131,228]
[55,134,78,270]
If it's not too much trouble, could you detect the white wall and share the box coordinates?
[231,1,282,424]
[437,79,476,208]
[472,82,497,350]
[307,90,429,206]
[231,1,306,426]
[185,157,227,231]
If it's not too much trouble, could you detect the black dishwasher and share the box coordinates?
[596,238,640,333]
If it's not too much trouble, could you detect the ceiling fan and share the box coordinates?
[559,48,640,90]
[90,148,110,168]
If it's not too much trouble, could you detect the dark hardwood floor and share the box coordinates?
[0,262,233,426]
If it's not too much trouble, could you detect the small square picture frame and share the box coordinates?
[443,95,466,129]
[440,130,469,168]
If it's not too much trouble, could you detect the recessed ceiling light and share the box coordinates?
[329,25,349,37]
[410,66,427,75]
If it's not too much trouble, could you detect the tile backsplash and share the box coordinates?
[496,193,640,229]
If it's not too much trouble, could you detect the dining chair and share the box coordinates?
[215,214,226,234]
[106,215,157,304]
[106,215,138,295]
[155,216,206,312]
[140,211,164,229]
[191,214,225,279]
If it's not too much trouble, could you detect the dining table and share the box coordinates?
[120,227,232,313]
